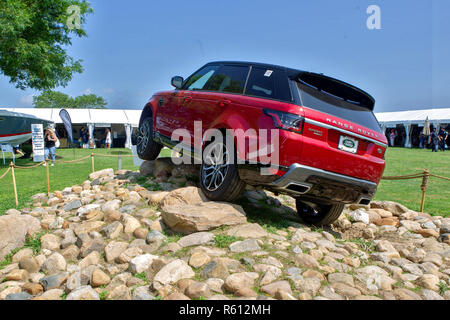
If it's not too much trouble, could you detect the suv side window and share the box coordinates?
[183,65,220,91]
[245,67,292,102]
[205,65,250,94]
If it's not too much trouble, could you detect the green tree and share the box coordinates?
[33,90,107,109]
[33,91,74,109]
[0,0,93,90]
[74,94,107,109]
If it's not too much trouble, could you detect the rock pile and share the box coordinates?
[0,159,448,300]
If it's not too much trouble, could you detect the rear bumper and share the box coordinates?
[269,163,378,204]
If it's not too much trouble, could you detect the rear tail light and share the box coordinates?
[263,109,304,134]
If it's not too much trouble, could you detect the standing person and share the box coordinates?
[105,128,112,149]
[389,129,396,147]
[430,128,439,152]
[438,128,448,152]
[43,127,57,166]
[419,133,425,149]
[81,127,89,149]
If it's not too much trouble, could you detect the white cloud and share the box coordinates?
[84,88,93,95]
[19,95,34,106]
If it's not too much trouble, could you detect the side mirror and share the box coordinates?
[171,76,184,89]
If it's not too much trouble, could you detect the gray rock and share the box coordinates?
[100,221,123,239]
[146,230,166,244]
[80,238,106,258]
[66,272,82,292]
[66,285,100,300]
[129,254,159,274]
[292,246,303,254]
[5,292,32,300]
[177,232,215,247]
[39,272,69,291]
[62,200,83,212]
[132,286,154,300]
[420,289,444,300]
[286,267,304,281]
[240,257,255,267]
[229,239,261,253]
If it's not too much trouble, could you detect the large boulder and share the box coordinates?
[0,215,41,260]
[161,202,247,234]
[153,158,176,178]
[161,187,208,209]
[139,161,155,176]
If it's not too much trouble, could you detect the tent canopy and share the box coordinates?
[375,108,450,126]
[3,108,142,127]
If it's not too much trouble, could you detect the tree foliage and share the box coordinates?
[33,90,107,109]
[0,0,93,90]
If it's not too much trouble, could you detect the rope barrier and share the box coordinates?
[0,167,11,180]
[428,173,450,182]
[1,151,449,212]
[92,153,135,158]
[13,162,46,169]
[381,174,425,181]
[55,155,91,164]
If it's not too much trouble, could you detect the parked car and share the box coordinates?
[136,61,387,225]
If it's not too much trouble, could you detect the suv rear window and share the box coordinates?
[245,67,292,102]
[296,82,382,133]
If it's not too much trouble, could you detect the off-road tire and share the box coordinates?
[200,136,246,202]
[137,117,162,161]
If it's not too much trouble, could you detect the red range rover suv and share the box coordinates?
[136,61,387,225]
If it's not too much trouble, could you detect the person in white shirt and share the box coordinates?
[105,128,112,149]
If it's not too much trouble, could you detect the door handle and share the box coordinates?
[218,99,231,107]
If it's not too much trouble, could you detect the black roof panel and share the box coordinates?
[204,61,375,110]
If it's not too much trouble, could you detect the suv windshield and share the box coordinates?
[296,82,382,133]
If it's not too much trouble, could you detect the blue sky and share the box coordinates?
[1,0,449,112]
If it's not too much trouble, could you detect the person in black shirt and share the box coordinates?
[430,129,439,152]
[44,127,58,166]
[438,128,448,152]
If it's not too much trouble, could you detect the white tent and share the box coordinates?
[375,108,450,126]
[4,108,142,149]
[375,108,450,148]
[3,108,142,126]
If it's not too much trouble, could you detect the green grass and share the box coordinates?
[23,231,47,255]
[214,235,240,248]
[375,147,450,216]
[134,272,149,283]
[439,282,449,296]
[99,290,109,300]
[0,147,448,217]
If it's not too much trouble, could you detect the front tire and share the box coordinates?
[200,135,246,202]
[295,198,345,226]
[137,117,162,161]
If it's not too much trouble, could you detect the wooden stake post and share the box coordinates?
[420,169,429,212]
[10,162,18,206]
[46,160,50,197]
[91,153,95,173]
